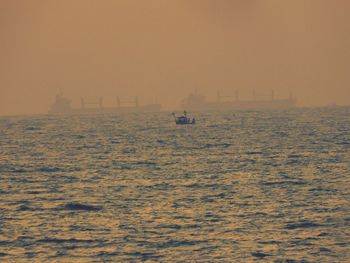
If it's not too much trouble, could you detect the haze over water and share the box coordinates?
[1,0,350,115]
[1,108,349,262]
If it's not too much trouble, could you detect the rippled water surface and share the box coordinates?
[0,109,349,262]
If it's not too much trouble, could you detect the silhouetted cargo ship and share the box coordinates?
[49,94,161,114]
[181,91,296,111]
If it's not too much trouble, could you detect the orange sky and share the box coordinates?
[1,0,350,115]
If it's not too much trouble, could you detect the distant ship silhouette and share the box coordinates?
[49,94,161,114]
[181,91,296,111]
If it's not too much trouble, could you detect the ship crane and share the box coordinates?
[217,90,240,102]
[81,97,103,109]
[116,96,139,107]
[252,90,275,101]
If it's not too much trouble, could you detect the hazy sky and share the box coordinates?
[1,0,350,115]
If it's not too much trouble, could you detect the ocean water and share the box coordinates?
[0,108,349,262]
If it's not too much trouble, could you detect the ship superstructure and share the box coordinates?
[49,94,161,114]
[181,91,296,111]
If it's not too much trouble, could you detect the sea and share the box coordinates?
[0,108,349,262]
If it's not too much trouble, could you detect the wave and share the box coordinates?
[37,238,97,244]
[251,251,271,258]
[38,167,62,173]
[285,221,322,230]
[17,205,36,211]
[55,202,103,211]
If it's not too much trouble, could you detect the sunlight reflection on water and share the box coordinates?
[0,108,349,262]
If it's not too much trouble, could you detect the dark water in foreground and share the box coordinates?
[0,108,349,262]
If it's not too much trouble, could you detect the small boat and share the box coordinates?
[172,111,195,125]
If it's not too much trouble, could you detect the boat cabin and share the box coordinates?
[172,111,195,125]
